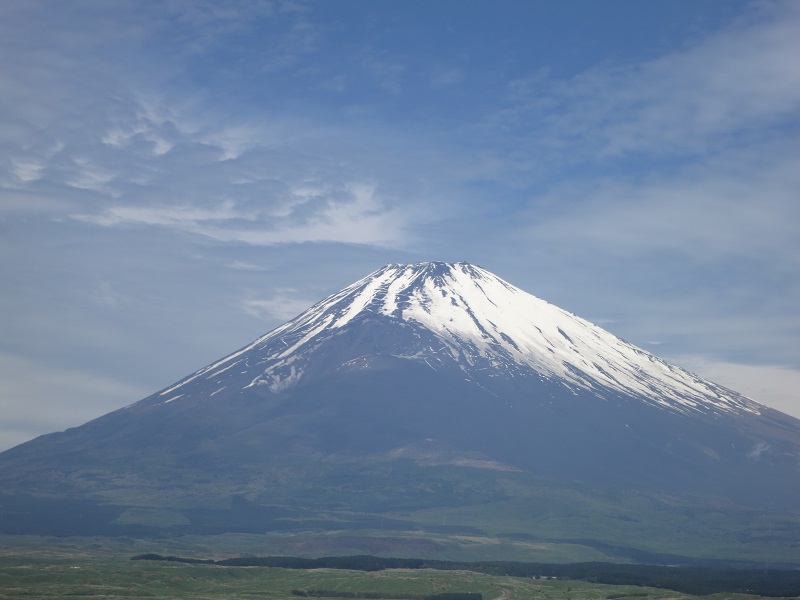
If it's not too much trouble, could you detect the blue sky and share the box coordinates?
[1,0,799,451]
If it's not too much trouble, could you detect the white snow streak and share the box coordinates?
[156,262,759,416]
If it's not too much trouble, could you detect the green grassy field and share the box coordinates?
[0,537,794,600]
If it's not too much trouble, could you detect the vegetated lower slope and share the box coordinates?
[132,553,800,598]
[13,541,780,600]
[1,262,799,565]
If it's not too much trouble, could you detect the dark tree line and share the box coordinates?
[290,590,481,600]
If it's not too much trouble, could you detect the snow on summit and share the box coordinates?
[156,262,760,417]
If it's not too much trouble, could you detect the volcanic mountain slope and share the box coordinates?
[147,262,762,415]
[1,261,799,542]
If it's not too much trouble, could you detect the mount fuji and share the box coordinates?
[1,262,799,561]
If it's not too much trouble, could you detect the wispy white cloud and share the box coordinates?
[226,260,272,271]
[525,143,799,266]
[74,199,243,228]
[72,181,409,247]
[151,0,321,74]
[9,158,45,182]
[101,118,176,157]
[161,0,277,33]
[197,125,266,161]
[67,157,120,194]
[217,182,408,246]
[0,0,434,256]
[241,290,316,321]
[491,1,800,164]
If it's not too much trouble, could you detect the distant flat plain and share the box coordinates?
[0,536,796,600]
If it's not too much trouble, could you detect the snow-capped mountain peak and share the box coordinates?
[156,261,759,417]
[8,264,800,542]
